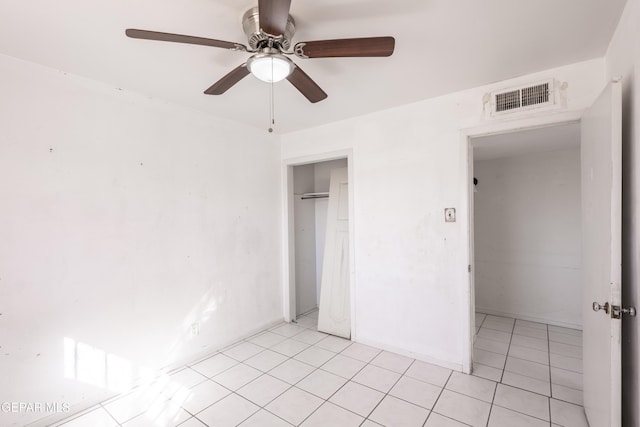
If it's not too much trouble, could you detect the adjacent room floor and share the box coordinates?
[53,311,588,427]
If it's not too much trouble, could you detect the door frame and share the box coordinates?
[281,149,356,339]
[461,110,584,373]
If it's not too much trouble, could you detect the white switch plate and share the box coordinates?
[190,322,200,337]
[445,208,456,222]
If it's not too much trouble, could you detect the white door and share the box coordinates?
[318,168,350,338]
[581,80,622,427]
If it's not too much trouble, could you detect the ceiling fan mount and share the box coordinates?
[242,6,296,51]
[125,0,395,103]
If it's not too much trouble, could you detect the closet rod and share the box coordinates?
[300,192,329,200]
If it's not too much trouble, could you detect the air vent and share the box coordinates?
[496,90,521,112]
[522,83,549,106]
[490,80,554,116]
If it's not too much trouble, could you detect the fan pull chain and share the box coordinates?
[268,60,275,133]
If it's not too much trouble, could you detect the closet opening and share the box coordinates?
[284,155,352,339]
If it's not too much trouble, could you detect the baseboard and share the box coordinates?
[27,316,286,427]
[476,307,582,330]
[355,336,464,372]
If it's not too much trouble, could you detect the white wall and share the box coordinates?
[605,0,640,424]
[293,164,317,315]
[0,54,282,426]
[474,149,582,328]
[281,59,605,369]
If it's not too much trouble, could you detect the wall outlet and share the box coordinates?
[190,322,200,337]
[445,208,456,222]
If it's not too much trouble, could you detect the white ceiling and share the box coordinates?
[0,0,626,133]
[473,122,581,161]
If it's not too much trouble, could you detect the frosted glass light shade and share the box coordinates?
[247,54,293,83]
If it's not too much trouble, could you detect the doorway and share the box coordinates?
[284,153,353,339]
[464,80,622,427]
[470,122,585,403]
[473,123,583,328]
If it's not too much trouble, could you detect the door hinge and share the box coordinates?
[468,264,471,273]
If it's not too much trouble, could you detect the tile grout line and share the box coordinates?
[485,371,500,427]
[474,368,581,408]
[251,326,394,425]
[336,358,461,423]
[487,317,516,425]
[498,318,516,384]
[325,347,386,420]
[231,388,292,427]
[434,377,551,424]
[358,354,420,424]
[191,314,322,426]
[174,317,321,426]
[236,336,345,419]
[297,346,449,425]
[474,315,585,424]
[422,370,454,427]
[106,406,124,427]
[488,331,551,425]
[290,345,382,425]
[423,412,474,427]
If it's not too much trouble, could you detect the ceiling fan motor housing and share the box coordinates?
[242,7,296,50]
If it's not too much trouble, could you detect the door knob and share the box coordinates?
[593,301,610,314]
[593,302,637,318]
[621,307,636,317]
[611,305,637,319]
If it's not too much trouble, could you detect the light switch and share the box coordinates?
[190,322,200,337]
[445,208,456,222]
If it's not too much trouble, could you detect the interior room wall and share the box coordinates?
[281,58,605,369]
[293,164,317,315]
[605,0,640,423]
[0,54,282,426]
[473,148,582,328]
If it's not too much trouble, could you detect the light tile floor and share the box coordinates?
[472,313,587,427]
[53,311,588,427]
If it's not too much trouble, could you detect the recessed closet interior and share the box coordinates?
[292,158,348,317]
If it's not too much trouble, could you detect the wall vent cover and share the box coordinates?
[490,79,554,116]
[495,89,522,112]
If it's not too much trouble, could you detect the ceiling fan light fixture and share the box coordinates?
[247,53,294,83]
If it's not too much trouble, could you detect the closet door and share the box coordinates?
[317,168,350,338]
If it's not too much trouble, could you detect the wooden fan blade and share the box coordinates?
[126,29,245,51]
[258,0,292,36]
[204,64,250,95]
[294,37,395,58]
[286,65,327,103]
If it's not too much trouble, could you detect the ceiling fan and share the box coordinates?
[125,0,395,103]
